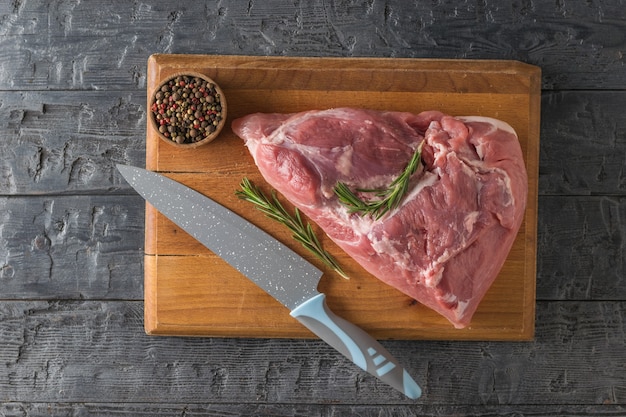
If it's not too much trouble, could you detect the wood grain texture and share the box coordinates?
[0,1,624,90]
[0,195,144,299]
[1,300,625,405]
[1,195,622,302]
[0,91,146,195]
[537,196,626,301]
[143,55,539,340]
[540,91,626,196]
[0,90,622,197]
[1,403,626,417]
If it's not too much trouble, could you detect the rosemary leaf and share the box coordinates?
[236,178,349,280]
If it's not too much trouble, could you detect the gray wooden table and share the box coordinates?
[1,1,625,415]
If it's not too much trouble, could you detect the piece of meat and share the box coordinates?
[232,108,527,328]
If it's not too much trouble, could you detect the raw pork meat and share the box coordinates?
[232,108,527,328]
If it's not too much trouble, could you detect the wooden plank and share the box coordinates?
[2,403,626,417]
[0,195,144,300]
[0,91,146,195]
[143,55,540,340]
[2,90,625,197]
[1,1,626,91]
[1,300,625,404]
[540,91,626,196]
[537,195,626,300]
[1,194,621,302]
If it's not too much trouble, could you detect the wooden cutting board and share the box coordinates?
[144,54,540,341]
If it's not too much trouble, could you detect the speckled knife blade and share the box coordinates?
[117,165,322,311]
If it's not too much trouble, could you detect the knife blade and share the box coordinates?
[117,164,422,399]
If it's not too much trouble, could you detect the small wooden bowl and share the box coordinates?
[149,72,227,148]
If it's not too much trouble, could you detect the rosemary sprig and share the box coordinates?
[236,178,349,280]
[333,141,424,219]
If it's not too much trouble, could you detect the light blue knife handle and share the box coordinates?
[290,293,422,399]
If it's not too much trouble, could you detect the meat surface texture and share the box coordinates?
[232,108,527,328]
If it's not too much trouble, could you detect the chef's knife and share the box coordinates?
[117,164,421,399]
